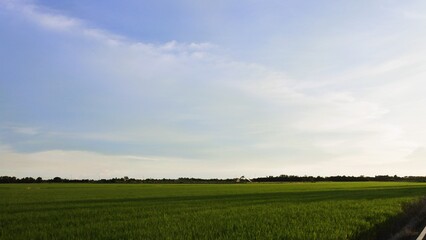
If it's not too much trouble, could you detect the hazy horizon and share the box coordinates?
[2,0,426,179]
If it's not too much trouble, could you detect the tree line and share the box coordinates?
[0,176,237,184]
[254,174,426,182]
[1,174,426,184]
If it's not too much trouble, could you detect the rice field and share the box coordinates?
[1,182,426,239]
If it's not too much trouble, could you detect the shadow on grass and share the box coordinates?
[8,185,426,212]
[351,197,426,240]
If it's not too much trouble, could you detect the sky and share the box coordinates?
[1,0,426,179]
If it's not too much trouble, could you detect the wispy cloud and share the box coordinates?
[4,126,40,135]
[0,0,213,52]
[0,145,267,179]
[1,0,81,30]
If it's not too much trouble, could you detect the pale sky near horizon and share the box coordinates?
[2,0,426,179]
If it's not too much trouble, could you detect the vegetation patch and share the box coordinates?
[1,182,426,239]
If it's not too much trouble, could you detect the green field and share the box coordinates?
[1,182,426,240]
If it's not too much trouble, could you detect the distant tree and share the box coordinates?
[0,176,17,183]
[22,177,35,183]
[52,177,62,183]
[36,177,42,183]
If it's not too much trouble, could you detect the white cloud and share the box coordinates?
[4,126,40,135]
[0,145,293,179]
[2,0,80,30]
[2,143,424,179]
[1,0,213,52]
[0,145,204,179]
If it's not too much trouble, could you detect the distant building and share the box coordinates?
[236,176,252,183]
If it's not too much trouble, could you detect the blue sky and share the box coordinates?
[2,0,426,179]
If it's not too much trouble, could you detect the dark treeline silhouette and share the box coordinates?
[0,176,237,184]
[2,174,426,184]
[254,174,426,182]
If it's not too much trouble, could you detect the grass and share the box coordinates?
[1,182,426,239]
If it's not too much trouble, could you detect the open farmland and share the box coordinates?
[1,182,426,240]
